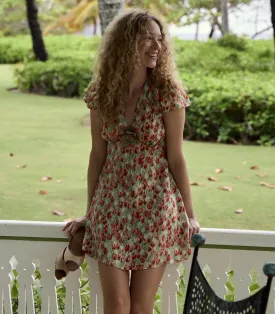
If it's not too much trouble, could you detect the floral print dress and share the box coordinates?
[82,81,192,270]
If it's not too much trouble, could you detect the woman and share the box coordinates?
[63,8,200,314]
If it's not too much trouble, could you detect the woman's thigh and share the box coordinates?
[130,265,166,314]
[98,262,131,314]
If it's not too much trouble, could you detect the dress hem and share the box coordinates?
[83,251,191,271]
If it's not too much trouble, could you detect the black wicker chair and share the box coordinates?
[183,234,275,314]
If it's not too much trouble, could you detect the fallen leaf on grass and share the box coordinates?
[256,173,267,178]
[56,179,63,183]
[190,182,200,186]
[260,182,275,189]
[10,153,14,157]
[235,209,243,214]
[52,210,65,216]
[250,165,259,170]
[235,176,242,179]
[41,176,52,181]
[16,165,27,169]
[208,177,217,181]
[215,168,223,173]
[218,186,233,191]
[39,190,48,195]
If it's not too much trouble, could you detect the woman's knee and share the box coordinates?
[130,302,153,314]
[104,294,130,314]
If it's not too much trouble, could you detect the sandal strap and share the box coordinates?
[63,246,85,266]
[55,249,69,273]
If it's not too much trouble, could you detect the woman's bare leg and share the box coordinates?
[130,265,166,314]
[98,262,131,314]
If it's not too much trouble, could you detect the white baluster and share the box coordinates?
[198,248,230,299]
[86,256,103,314]
[230,250,255,300]
[0,255,13,314]
[16,253,35,314]
[64,268,82,314]
[161,263,180,314]
[38,242,67,314]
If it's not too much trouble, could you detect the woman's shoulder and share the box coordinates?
[150,81,191,113]
[83,81,99,110]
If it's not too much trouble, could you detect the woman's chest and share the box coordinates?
[102,99,165,146]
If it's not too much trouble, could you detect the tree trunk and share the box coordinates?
[98,0,123,35]
[220,0,229,34]
[209,24,215,38]
[93,19,97,35]
[195,8,201,40]
[25,0,48,61]
[271,0,275,55]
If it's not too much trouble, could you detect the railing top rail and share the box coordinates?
[1,220,275,250]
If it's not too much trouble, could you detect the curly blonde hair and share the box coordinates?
[89,8,183,123]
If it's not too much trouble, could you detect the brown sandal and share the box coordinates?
[63,246,85,271]
[63,226,86,271]
[55,248,69,280]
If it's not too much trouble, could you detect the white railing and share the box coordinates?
[1,220,275,314]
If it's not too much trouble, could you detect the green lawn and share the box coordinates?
[1,64,275,230]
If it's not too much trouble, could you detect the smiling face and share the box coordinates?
[137,19,163,69]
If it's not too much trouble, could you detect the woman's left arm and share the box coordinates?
[163,107,200,235]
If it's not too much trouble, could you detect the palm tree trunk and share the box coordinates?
[98,0,123,34]
[220,0,229,34]
[26,0,48,61]
[195,8,201,40]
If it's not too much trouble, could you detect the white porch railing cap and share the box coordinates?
[0,220,275,250]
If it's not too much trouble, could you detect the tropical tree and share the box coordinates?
[183,0,252,38]
[43,0,122,35]
[98,0,123,34]
[42,0,252,38]
[43,0,98,35]
[26,0,48,61]
[220,0,229,34]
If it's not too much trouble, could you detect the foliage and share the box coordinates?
[9,260,266,313]
[43,0,98,35]
[6,34,275,145]
[0,0,72,37]
[216,33,248,51]
[0,35,100,63]
[14,59,92,98]
[183,72,275,145]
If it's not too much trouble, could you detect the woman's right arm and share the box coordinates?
[86,109,107,215]
[63,109,106,235]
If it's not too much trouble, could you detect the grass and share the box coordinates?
[1,64,275,230]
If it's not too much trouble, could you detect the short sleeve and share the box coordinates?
[83,82,98,110]
[161,87,191,113]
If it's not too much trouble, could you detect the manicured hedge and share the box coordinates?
[7,34,275,145]
[183,72,275,145]
[14,59,92,97]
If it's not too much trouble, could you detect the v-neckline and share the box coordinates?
[122,81,147,129]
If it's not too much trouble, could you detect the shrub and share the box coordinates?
[216,33,248,51]
[9,34,275,145]
[14,59,92,98]
[0,35,100,64]
[182,72,275,145]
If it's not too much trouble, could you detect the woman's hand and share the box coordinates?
[62,216,87,238]
[188,218,200,240]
